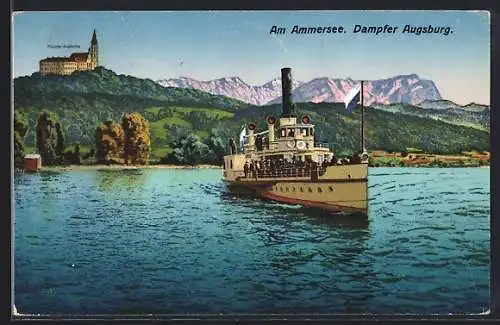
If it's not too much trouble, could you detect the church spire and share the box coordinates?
[89,29,99,68]
[91,29,97,45]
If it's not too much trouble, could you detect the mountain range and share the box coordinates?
[415,99,489,112]
[13,67,489,158]
[157,74,442,106]
[157,76,304,106]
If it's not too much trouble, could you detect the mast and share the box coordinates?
[360,80,365,152]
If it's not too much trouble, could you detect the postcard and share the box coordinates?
[12,10,490,316]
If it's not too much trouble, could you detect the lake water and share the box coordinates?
[13,167,490,315]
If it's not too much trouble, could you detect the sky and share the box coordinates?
[12,11,490,105]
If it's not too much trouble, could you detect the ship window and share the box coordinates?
[280,187,284,192]
[318,187,322,193]
[286,187,289,192]
[328,186,333,192]
[230,160,233,169]
[308,187,312,193]
[292,187,295,192]
[302,128,307,136]
[288,129,295,137]
[300,187,304,192]
[281,129,286,137]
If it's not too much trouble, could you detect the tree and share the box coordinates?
[166,133,211,166]
[70,143,82,165]
[36,110,64,165]
[166,126,190,145]
[204,134,226,165]
[14,110,29,163]
[121,112,151,165]
[14,133,25,165]
[158,107,174,119]
[14,110,29,138]
[95,120,124,164]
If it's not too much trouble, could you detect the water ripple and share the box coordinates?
[14,168,490,314]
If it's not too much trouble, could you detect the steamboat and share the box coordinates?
[223,67,369,215]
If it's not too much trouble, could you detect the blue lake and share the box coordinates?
[13,167,490,314]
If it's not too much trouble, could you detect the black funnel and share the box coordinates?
[281,67,295,117]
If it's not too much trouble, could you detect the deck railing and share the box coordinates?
[314,143,330,149]
[243,165,328,179]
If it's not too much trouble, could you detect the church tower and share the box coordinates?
[89,29,99,69]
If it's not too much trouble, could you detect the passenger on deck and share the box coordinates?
[229,138,236,154]
[244,162,249,177]
[320,160,327,171]
[249,161,255,178]
[256,136,263,151]
[350,153,361,164]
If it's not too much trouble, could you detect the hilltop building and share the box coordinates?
[39,30,99,76]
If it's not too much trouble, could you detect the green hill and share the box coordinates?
[222,102,490,155]
[14,68,490,160]
[370,102,489,131]
[14,68,248,158]
[15,67,248,110]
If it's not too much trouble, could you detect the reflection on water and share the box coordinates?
[95,169,147,191]
[13,168,490,314]
[219,185,370,231]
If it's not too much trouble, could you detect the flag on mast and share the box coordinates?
[239,125,247,148]
[344,83,362,113]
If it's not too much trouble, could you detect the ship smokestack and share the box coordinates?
[281,67,294,117]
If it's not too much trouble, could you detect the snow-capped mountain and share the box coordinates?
[157,73,441,106]
[267,74,441,106]
[156,76,304,106]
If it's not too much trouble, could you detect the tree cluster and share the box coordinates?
[19,109,82,166]
[35,110,65,165]
[160,131,226,166]
[122,112,152,165]
[14,111,29,165]
[95,112,151,165]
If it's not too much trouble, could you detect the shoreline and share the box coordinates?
[368,166,490,168]
[40,164,223,171]
[35,164,490,172]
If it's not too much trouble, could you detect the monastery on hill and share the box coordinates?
[39,30,99,76]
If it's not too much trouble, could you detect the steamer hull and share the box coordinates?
[223,163,368,214]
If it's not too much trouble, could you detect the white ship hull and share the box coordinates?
[223,163,368,215]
